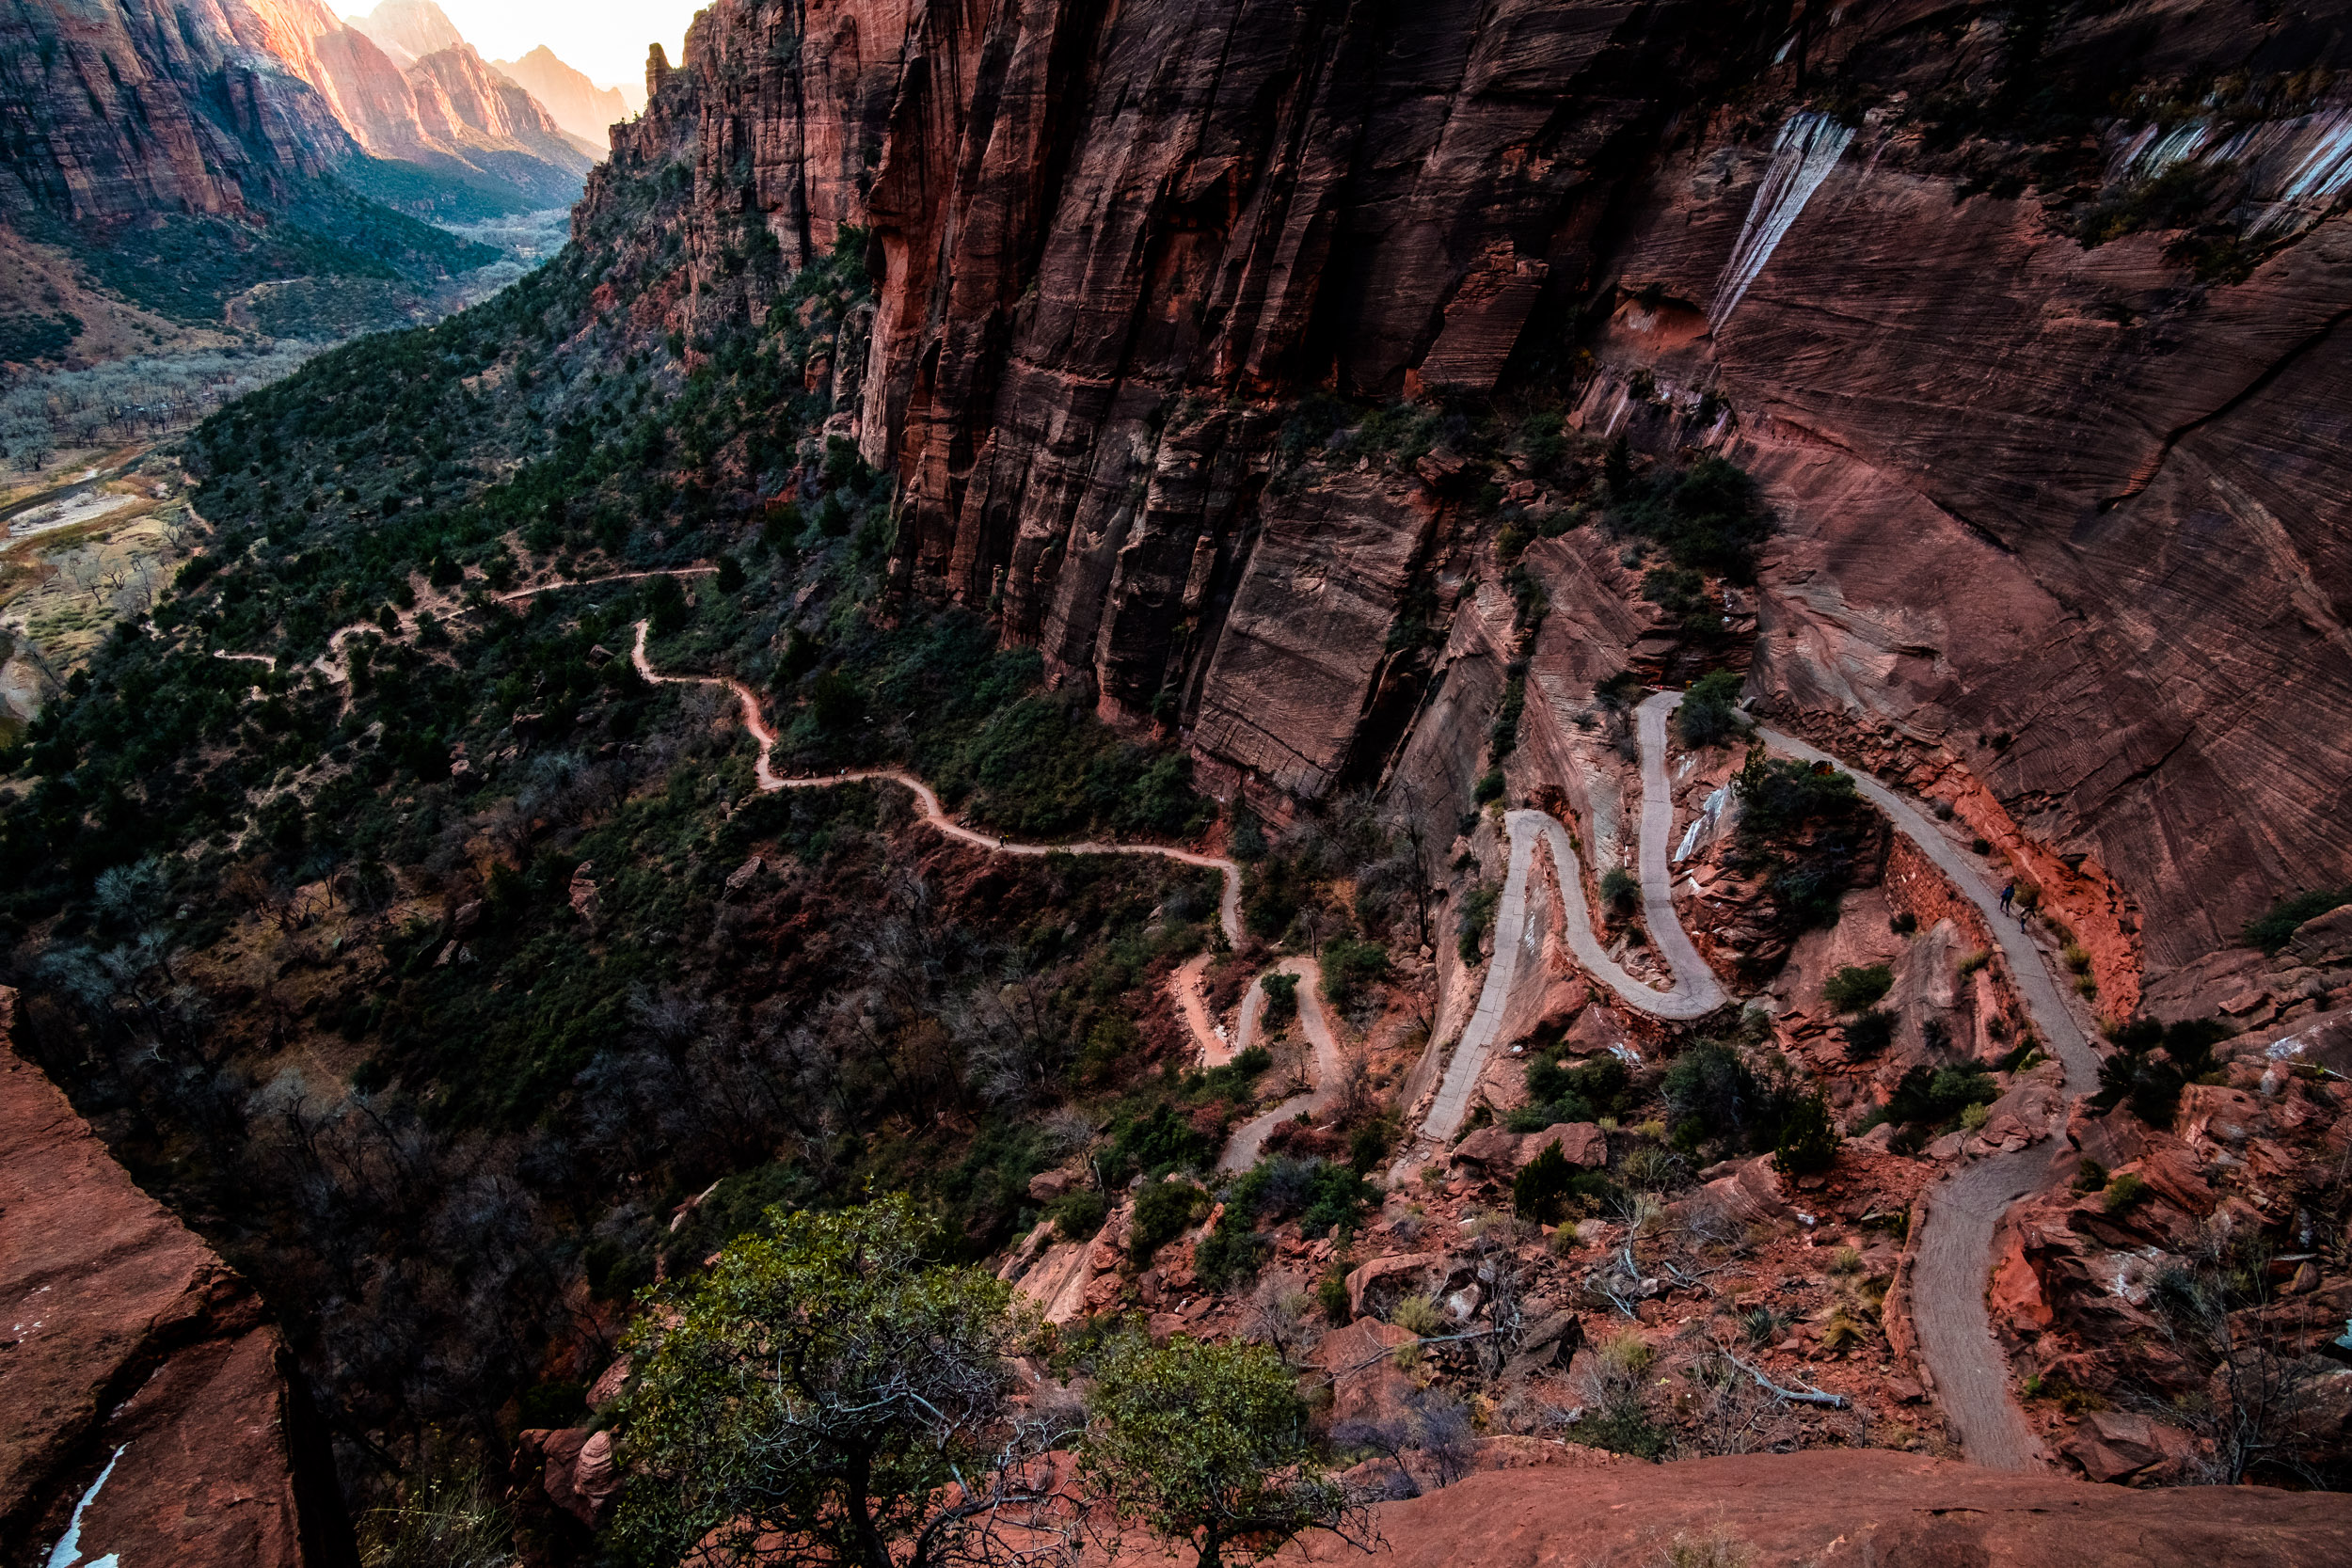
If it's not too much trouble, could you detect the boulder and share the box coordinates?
[1449,1126,1523,1171]
[1315,1318,1421,1424]
[1500,1309,1586,1381]
[1295,1450,2352,1566]
[1522,1122,1608,1170]
[1343,1251,1441,1318]
[585,1355,632,1411]
[2060,1410,2194,1483]
[1690,1156,1796,1229]
[1027,1167,1078,1203]
[0,990,323,1568]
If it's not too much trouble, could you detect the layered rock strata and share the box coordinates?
[593,0,2352,994]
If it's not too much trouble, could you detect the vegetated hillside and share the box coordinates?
[599,0,2352,993]
[0,0,497,343]
[0,185,1248,1538]
[8,1,2352,1560]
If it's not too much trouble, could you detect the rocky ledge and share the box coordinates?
[0,990,348,1567]
[1302,1448,2352,1567]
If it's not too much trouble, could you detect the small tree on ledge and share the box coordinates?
[1080,1335,1375,1568]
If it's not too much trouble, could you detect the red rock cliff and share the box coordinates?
[587,0,2352,986]
[0,990,352,1568]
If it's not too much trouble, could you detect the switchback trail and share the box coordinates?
[1216,957,1342,1172]
[1391,680,2089,1471]
[1757,721,2096,1471]
[1415,689,1729,1146]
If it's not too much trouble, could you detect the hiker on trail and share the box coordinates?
[1999,882,2014,913]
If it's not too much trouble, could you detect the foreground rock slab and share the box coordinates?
[0,990,345,1567]
[1301,1449,2352,1567]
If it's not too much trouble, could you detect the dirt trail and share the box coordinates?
[628,620,1245,943]
[1169,954,1229,1067]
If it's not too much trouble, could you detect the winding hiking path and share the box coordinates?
[1756,721,2096,1471]
[1417,690,1730,1144]
[1216,958,1342,1172]
[628,619,1246,940]
[1392,680,2090,1471]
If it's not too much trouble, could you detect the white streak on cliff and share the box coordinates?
[2250,110,2352,233]
[1708,111,1854,331]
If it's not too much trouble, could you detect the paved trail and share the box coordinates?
[1386,681,2089,1471]
[1416,690,1729,1147]
[1216,957,1342,1172]
[1756,722,2095,1471]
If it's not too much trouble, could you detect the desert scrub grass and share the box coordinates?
[2102,1172,2149,1214]
[1597,1326,1655,1377]
[1822,963,1894,1011]
[1390,1292,1442,1336]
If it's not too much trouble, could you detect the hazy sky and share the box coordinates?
[429,2,708,90]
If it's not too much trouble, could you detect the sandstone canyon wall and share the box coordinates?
[0,990,352,1568]
[593,0,2352,996]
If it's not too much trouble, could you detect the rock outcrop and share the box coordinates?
[1300,1449,2352,1567]
[0,990,350,1567]
[589,0,2352,997]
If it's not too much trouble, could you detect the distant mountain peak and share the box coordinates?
[491,44,628,150]
[347,0,464,68]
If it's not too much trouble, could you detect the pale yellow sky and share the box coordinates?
[432,1,709,92]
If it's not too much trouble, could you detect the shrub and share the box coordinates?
[1821,963,1893,1012]
[2102,1172,2149,1214]
[1599,867,1638,911]
[1886,1064,1995,1128]
[1456,883,1500,964]
[1050,1188,1108,1243]
[2062,943,2092,974]
[1513,1142,1577,1223]
[1676,670,1746,748]
[1842,1008,1896,1057]
[1732,747,1859,838]
[1472,768,1504,805]
[1128,1179,1208,1265]
[1316,1272,1350,1324]
[1960,1101,1991,1132]
[2241,887,2352,954]
[1261,972,1299,1031]
[1956,948,1990,977]
[1773,1092,1838,1176]
[1318,938,1389,1008]
[1830,1245,1865,1275]
[1609,453,1774,582]
[1522,1050,1630,1129]
[1663,1040,1780,1149]
[1391,1293,1442,1336]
